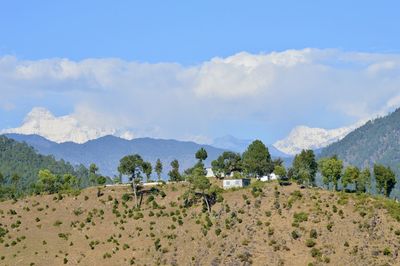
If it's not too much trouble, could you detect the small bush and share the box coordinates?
[305,239,316,248]
[309,229,318,239]
[310,248,321,258]
[291,230,300,240]
[383,247,391,256]
[53,220,63,227]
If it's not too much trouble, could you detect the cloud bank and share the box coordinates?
[1,48,400,145]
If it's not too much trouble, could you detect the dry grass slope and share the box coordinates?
[0,181,400,266]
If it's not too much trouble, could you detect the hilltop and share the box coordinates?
[0,181,399,266]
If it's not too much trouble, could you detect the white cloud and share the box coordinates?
[1,48,400,145]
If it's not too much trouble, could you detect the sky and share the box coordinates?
[1,0,400,145]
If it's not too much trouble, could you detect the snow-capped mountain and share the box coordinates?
[1,107,134,144]
[273,124,361,155]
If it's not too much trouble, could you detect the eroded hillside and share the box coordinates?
[0,182,399,266]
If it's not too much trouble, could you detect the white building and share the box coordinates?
[206,168,215,178]
[259,173,279,182]
[222,178,251,189]
[206,167,235,178]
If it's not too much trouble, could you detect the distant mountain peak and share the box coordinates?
[1,107,135,144]
[273,123,361,155]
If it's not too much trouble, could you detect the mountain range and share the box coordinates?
[4,134,228,179]
[320,108,400,178]
[2,107,359,158]
[5,133,296,180]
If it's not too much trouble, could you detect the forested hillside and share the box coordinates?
[5,134,227,178]
[320,108,400,176]
[0,136,89,192]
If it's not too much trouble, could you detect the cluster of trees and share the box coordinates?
[288,150,397,197]
[211,140,282,179]
[117,147,221,212]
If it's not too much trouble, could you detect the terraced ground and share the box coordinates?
[0,181,399,266]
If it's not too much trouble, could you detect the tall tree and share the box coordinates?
[155,159,163,181]
[185,167,214,213]
[374,164,396,197]
[37,169,57,193]
[0,172,4,185]
[359,168,371,193]
[292,150,318,186]
[318,156,343,190]
[168,159,182,182]
[274,164,287,178]
[89,163,99,186]
[195,148,208,162]
[342,165,360,191]
[142,161,152,182]
[211,151,242,178]
[62,173,80,190]
[242,140,273,177]
[118,154,145,208]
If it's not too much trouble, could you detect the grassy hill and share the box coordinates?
[0,181,399,265]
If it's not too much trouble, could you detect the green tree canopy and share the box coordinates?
[195,148,208,162]
[118,154,145,208]
[292,150,318,186]
[342,165,360,190]
[274,164,287,178]
[242,140,273,177]
[168,159,182,182]
[211,151,242,178]
[37,169,57,193]
[359,168,371,193]
[374,164,396,197]
[142,161,152,182]
[155,159,163,181]
[318,156,343,190]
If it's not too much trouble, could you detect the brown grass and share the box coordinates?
[0,181,399,266]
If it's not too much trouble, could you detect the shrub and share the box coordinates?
[305,239,316,248]
[291,230,300,240]
[293,212,308,227]
[73,208,83,216]
[310,248,321,258]
[309,229,318,239]
[122,194,131,202]
[53,220,63,227]
[326,222,334,232]
[154,238,161,251]
[383,247,391,256]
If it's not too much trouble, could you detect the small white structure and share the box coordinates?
[206,168,215,178]
[206,167,234,178]
[259,173,279,182]
[223,178,251,189]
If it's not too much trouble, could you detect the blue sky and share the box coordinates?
[1,1,400,145]
[1,1,399,63]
